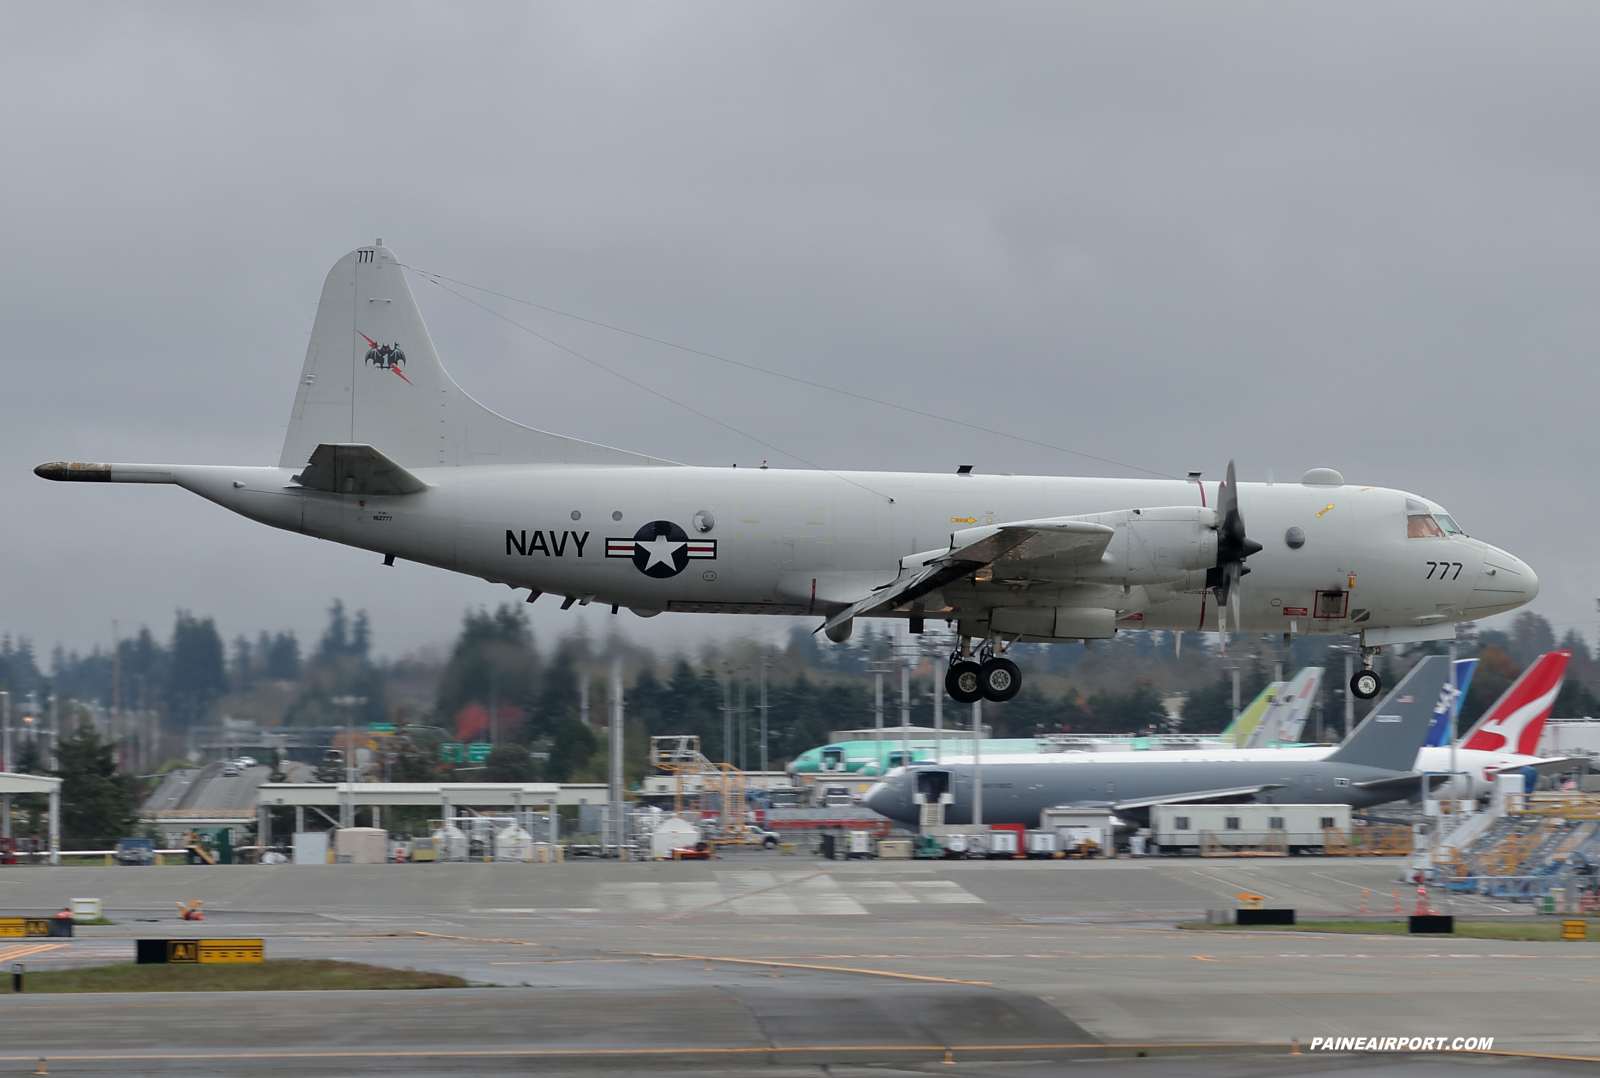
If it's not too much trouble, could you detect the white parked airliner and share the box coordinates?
[35,243,1539,703]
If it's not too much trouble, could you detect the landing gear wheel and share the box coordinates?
[1350,669,1381,700]
[979,658,1022,702]
[946,661,984,704]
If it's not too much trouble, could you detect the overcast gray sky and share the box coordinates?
[4,2,1597,663]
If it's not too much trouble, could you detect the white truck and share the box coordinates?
[1151,803,1350,856]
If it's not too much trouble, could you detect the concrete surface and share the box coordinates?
[0,853,1594,1075]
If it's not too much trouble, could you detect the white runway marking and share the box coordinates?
[598,872,986,915]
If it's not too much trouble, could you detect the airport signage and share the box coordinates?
[368,723,397,734]
[467,743,492,763]
[440,743,464,762]
[137,938,264,964]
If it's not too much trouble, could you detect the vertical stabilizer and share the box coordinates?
[1245,667,1322,747]
[1325,656,1450,770]
[279,244,675,470]
[1459,651,1570,755]
[1225,682,1281,747]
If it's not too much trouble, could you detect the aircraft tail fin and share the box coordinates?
[1246,666,1322,747]
[1225,681,1282,747]
[279,244,675,471]
[1459,650,1570,755]
[1325,656,1451,770]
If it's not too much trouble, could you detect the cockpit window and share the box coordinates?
[1405,497,1446,539]
[1436,514,1464,536]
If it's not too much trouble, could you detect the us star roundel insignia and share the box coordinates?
[606,520,716,578]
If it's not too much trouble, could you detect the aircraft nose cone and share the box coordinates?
[1513,556,1540,602]
[1471,544,1539,614]
[863,775,910,822]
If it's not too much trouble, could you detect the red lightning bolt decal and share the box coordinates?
[357,332,413,384]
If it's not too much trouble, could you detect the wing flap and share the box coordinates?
[820,517,1115,632]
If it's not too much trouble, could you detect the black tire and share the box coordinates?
[1350,669,1381,700]
[946,661,984,703]
[979,657,1022,702]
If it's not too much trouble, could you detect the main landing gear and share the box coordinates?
[1349,646,1382,700]
[945,640,1021,704]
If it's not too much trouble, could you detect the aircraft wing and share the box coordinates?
[821,518,1116,633]
[1109,784,1286,812]
[1520,757,1583,775]
[1351,772,1451,792]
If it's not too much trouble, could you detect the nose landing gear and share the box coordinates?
[1350,646,1383,700]
[944,639,1022,704]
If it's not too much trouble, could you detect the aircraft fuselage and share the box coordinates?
[166,463,1533,636]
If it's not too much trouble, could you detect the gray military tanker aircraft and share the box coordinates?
[35,244,1538,703]
[864,655,1453,827]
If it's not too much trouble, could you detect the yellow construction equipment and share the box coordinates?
[1323,826,1412,856]
[649,736,762,848]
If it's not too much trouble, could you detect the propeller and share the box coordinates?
[1205,460,1263,649]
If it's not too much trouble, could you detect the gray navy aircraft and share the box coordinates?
[36,245,1537,704]
[864,655,1454,827]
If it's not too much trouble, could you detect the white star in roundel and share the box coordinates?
[638,533,686,570]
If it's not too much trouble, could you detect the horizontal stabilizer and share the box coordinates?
[292,444,426,496]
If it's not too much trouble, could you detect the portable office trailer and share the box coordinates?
[1151,803,1350,855]
[1039,806,1117,855]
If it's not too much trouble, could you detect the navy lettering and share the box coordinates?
[572,531,590,557]
[551,531,569,557]
[529,531,550,556]
[506,530,526,556]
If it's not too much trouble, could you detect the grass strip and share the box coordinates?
[1184,920,1591,941]
[9,958,467,993]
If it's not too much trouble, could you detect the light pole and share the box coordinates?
[758,652,769,777]
[1329,643,1357,741]
[332,696,367,828]
[867,661,892,771]
[1,690,9,840]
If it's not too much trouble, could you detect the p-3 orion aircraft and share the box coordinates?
[36,244,1539,703]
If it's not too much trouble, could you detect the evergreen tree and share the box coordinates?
[266,632,300,680]
[165,611,227,726]
[1506,612,1557,669]
[53,725,140,845]
[434,606,539,738]
[485,743,541,782]
[545,714,596,781]
[1084,682,1169,733]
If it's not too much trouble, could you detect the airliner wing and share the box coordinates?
[820,518,1115,632]
[1109,784,1285,811]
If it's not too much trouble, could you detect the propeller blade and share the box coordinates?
[1206,460,1264,612]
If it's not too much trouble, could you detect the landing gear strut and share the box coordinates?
[944,640,1022,704]
[1349,646,1382,700]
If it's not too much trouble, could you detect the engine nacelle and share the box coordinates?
[1067,505,1217,585]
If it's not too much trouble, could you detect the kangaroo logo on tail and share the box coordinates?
[360,333,412,384]
[1460,650,1570,755]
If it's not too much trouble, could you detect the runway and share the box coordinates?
[1,854,1596,1075]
